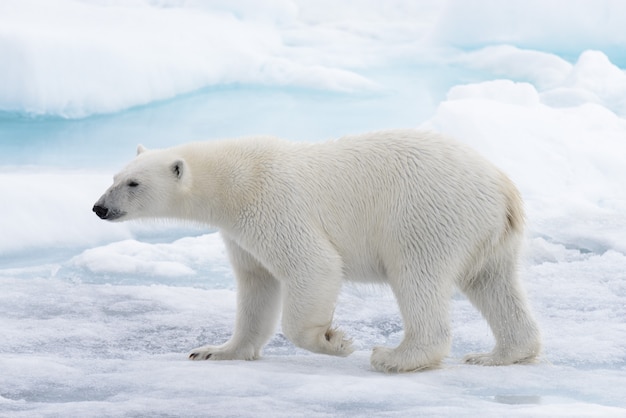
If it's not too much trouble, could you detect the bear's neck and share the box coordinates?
[177,140,272,229]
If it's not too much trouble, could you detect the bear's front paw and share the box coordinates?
[323,328,354,357]
[188,344,258,361]
[285,326,354,357]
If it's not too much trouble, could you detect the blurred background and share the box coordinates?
[1,0,625,266]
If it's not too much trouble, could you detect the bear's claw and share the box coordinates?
[189,352,213,360]
[188,344,257,361]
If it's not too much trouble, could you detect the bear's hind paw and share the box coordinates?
[370,346,440,373]
[463,352,502,366]
[463,349,539,366]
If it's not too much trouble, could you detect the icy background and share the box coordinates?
[1,0,626,416]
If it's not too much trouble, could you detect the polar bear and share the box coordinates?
[93,129,541,372]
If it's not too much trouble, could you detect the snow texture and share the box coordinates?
[1,1,625,416]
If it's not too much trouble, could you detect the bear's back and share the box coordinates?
[265,130,513,280]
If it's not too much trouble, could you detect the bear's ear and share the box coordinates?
[137,144,148,155]
[171,159,185,180]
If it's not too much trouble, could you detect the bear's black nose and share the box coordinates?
[93,204,109,219]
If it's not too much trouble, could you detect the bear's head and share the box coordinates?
[93,145,191,222]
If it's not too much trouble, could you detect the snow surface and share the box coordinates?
[1,1,626,416]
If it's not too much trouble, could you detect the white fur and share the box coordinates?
[94,129,541,372]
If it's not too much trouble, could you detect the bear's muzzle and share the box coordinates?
[92,204,125,221]
[92,204,109,219]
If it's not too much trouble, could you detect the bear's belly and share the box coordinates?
[342,256,388,283]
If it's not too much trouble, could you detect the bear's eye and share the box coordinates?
[127,180,139,188]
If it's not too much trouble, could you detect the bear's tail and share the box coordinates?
[503,175,525,237]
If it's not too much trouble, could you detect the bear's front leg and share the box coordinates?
[189,238,281,361]
[280,259,353,357]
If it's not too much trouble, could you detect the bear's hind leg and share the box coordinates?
[189,239,282,361]
[371,274,453,373]
[461,253,541,366]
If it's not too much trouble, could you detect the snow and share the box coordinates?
[1,1,626,416]
[423,79,626,253]
[433,0,626,64]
